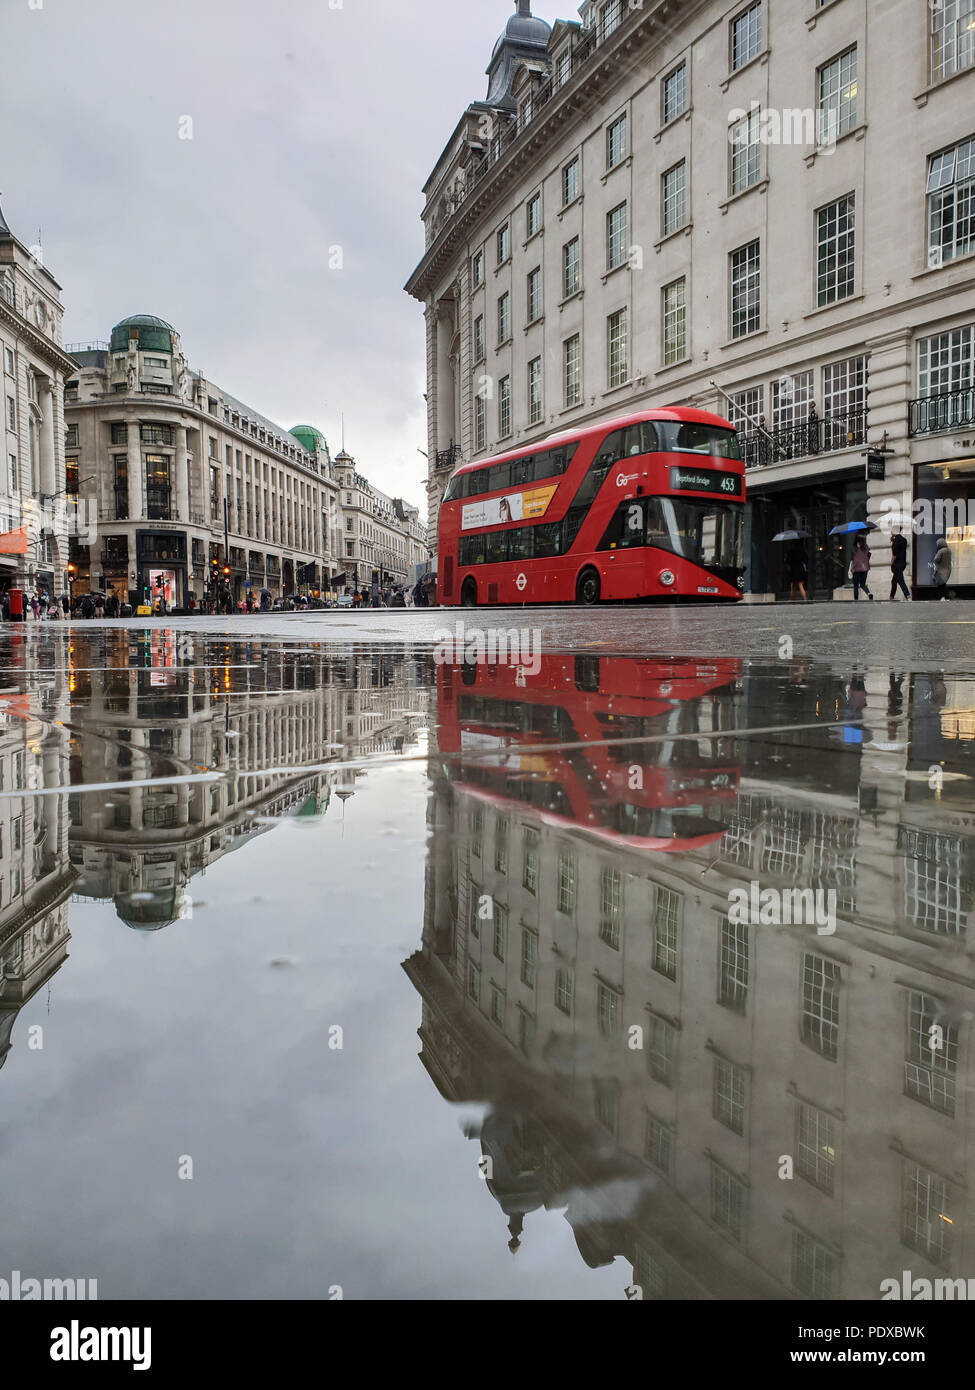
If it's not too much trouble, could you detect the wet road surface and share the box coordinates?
[0,612,972,1299]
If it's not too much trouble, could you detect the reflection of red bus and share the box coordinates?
[437,655,741,852]
[437,408,745,607]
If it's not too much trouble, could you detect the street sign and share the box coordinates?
[866,453,886,481]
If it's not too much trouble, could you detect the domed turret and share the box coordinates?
[109,314,177,355]
[289,424,329,456]
[486,1,552,109]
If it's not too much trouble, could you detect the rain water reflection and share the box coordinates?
[0,626,973,1299]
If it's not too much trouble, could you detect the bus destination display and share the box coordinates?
[670,466,742,496]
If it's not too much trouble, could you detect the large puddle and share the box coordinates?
[0,626,971,1299]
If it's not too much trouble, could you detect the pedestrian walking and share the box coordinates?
[30,593,40,620]
[1,591,9,623]
[785,542,809,602]
[889,529,910,601]
[932,535,952,600]
[850,534,874,602]
[94,595,105,619]
[105,593,119,619]
[80,593,95,620]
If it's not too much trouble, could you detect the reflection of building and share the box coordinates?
[0,197,75,601]
[66,633,427,928]
[65,318,341,608]
[0,632,74,1069]
[407,656,975,1298]
[407,2,975,597]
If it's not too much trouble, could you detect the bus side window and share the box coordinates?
[597,430,626,464]
[511,455,533,486]
[485,531,508,564]
[625,423,659,456]
[468,472,488,496]
[534,521,561,558]
[621,501,646,547]
[508,527,532,561]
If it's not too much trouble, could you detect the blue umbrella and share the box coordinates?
[828,521,879,536]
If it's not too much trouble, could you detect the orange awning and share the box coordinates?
[0,528,28,555]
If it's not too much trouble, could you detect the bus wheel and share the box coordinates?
[461,578,478,607]
[576,568,601,606]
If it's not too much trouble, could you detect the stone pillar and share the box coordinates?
[39,380,56,497]
[864,328,914,575]
[127,426,142,520]
[436,303,454,454]
[175,425,189,522]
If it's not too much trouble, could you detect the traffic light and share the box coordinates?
[223,566,230,577]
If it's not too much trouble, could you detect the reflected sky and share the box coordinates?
[0,626,972,1299]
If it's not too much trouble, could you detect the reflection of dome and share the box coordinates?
[289,425,329,455]
[109,314,177,354]
[114,887,183,931]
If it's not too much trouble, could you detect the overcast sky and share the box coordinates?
[2,0,564,508]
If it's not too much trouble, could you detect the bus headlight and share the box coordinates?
[659,570,676,587]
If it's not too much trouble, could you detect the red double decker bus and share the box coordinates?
[436,407,745,607]
[438,654,741,853]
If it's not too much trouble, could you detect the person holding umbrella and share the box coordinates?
[785,542,809,601]
[851,533,874,602]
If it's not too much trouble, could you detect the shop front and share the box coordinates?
[914,456,975,599]
[136,530,186,612]
[746,470,867,599]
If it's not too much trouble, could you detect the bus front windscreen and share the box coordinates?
[652,498,745,571]
[658,421,742,461]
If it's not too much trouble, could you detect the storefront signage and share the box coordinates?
[866,453,887,481]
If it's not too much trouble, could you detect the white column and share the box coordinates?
[39,381,56,497]
[127,427,142,519]
[175,425,189,522]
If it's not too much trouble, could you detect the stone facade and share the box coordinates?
[406,0,975,597]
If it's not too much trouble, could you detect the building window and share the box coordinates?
[474,393,486,451]
[661,277,688,367]
[793,1230,839,1299]
[557,849,576,914]
[528,356,543,425]
[647,1013,676,1085]
[527,191,542,238]
[520,928,538,987]
[710,1161,746,1241]
[8,453,16,493]
[520,94,534,130]
[918,324,975,402]
[713,1055,747,1135]
[817,194,856,305]
[563,334,581,407]
[473,314,485,363]
[904,1163,952,1264]
[905,990,958,1115]
[494,815,508,873]
[562,156,581,206]
[498,375,511,438]
[493,902,508,960]
[731,1,763,71]
[796,1102,837,1193]
[607,307,628,388]
[718,916,749,1011]
[730,108,762,195]
[554,47,571,89]
[472,250,484,288]
[652,886,681,979]
[599,866,623,948]
[662,160,688,236]
[6,395,15,431]
[522,827,539,893]
[772,370,814,431]
[818,47,858,142]
[562,236,581,298]
[607,202,628,270]
[600,0,623,40]
[931,0,974,84]
[113,455,128,519]
[64,423,78,448]
[555,966,574,1015]
[928,137,975,268]
[497,223,511,265]
[645,1114,674,1177]
[823,355,867,426]
[607,113,627,169]
[142,423,174,446]
[597,981,621,1037]
[490,986,505,1028]
[497,291,511,345]
[519,1011,536,1053]
[800,952,841,1060]
[145,455,171,520]
[731,240,761,338]
[662,62,688,124]
[468,960,480,1002]
[527,265,543,322]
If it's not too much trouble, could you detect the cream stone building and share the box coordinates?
[406,0,975,598]
[0,198,75,603]
[406,657,975,1297]
[64,317,343,608]
[333,450,429,594]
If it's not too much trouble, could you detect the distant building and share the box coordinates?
[0,197,75,601]
[65,316,341,608]
[406,0,975,597]
[333,450,428,593]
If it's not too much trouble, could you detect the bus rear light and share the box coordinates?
[659,570,676,587]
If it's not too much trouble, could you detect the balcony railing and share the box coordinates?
[739,409,868,469]
[436,444,462,472]
[909,389,975,437]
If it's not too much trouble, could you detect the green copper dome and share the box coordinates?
[290,425,329,454]
[110,314,177,355]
